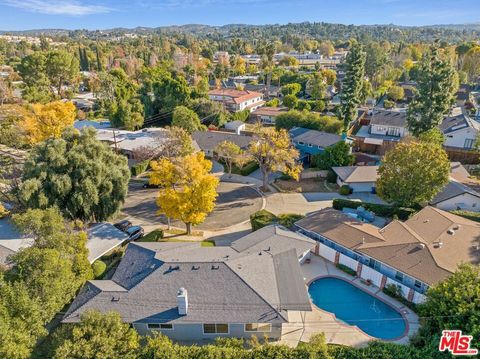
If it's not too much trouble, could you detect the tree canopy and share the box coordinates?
[312,141,355,170]
[172,105,205,134]
[376,140,450,207]
[18,127,130,222]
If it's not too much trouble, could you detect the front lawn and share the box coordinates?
[274,177,337,193]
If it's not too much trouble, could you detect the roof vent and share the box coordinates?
[112,296,120,302]
[423,219,430,223]
[418,243,426,250]
[211,265,219,270]
[453,225,461,230]
[177,288,188,315]
[447,229,455,235]
[191,265,200,270]
[433,241,443,248]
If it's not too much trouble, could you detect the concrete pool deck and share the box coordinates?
[279,255,419,348]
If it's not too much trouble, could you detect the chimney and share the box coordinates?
[177,288,188,315]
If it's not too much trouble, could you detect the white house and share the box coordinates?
[441,108,479,149]
[208,89,265,113]
[251,106,289,125]
[332,166,378,193]
[369,109,408,138]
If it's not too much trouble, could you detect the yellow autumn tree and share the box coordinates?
[21,101,76,145]
[149,152,219,234]
[248,126,302,190]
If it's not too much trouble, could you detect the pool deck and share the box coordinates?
[279,255,419,348]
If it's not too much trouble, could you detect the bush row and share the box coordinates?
[131,160,150,177]
[332,199,416,220]
[250,210,304,231]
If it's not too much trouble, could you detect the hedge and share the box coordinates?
[131,160,150,177]
[332,198,416,220]
[250,210,304,231]
[139,229,164,242]
[450,210,480,223]
[339,185,351,195]
[237,161,259,176]
[336,263,356,276]
[92,260,107,279]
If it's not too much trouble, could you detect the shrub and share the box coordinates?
[278,213,305,228]
[250,210,278,231]
[92,260,107,279]
[238,161,259,176]
[384,99,395,109]
[383,283,417,311]
[140,229,164,242]
[336,263,356,276]
[326,170,337,183]
[265,98,279,107]
[0,203,9,218]
[131,160,150,177]
[250,210,304,231]
[339,185,351,195]
[332,198,416,220]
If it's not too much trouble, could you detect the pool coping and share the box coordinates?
[306,275,410,342]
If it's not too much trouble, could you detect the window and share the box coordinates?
[203,323,229,334]
[387,127,400,137]
[245,323,272,332]
[148,323,173,330]
[464,139,475,149]
[395,271,404,282]
[414,280,422,289]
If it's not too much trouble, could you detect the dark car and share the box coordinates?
[114,220,132,231]
[142,182,160,189]
[125,225,144,241]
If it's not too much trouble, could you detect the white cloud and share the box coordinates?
[2,0,112,15]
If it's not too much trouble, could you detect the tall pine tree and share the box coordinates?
[340,41,366,130]
[407,44,457,136]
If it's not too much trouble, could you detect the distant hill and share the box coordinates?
[1,22,480,43]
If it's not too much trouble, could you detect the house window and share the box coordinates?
[368,258,380,270]
[203,323,229,334]
[414,280,422,289]
[395,271,404,282]
[464,139,475,149]
[245,323,272,332]
[148,323,173,330]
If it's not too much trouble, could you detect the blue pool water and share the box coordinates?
[308,277,406,340]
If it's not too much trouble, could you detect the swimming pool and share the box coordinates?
[308,277,406,340]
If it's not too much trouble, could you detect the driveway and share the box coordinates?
[122,182,263,231]
[264,192,385,216]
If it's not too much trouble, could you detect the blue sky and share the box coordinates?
[0,0,479,31]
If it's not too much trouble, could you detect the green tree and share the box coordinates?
[172,105,204,134]
[275,110,343,134]
[306,72,326,100]
[418,264,480,350]
[377,140,450,207]
[49,311,140,359]
[45,50,79,98]
[18,128,130,222]
[282,94,298,109]
[340,42,366,129]
[280,83,301,96]
[312,141,355,170]
[215,140,244,176]
[407,44,457,136]
[387,85,405,102]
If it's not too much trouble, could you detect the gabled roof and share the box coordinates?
[431,180,480,205]
[63,225,314,324]
[296,207,480,286]
[289,127,342,149]
[208,89,263,104]
[332,166,379,183]
[441,108,480,134]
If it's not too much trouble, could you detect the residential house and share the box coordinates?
[353,109,408,155]
[441,108,479,150]
[295,207,480,304]
[208,89,265,113]
[192,130,252,157]
[431,162,480,212]
[62,225,315,341]
[332,166,378,193]
[224,120,246,135]
[289,127,343,163]
[251,107,289,125]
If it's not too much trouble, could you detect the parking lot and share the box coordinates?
[122,181,263,231]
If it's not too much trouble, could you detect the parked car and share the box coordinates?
[114,220,132,231]
[142,182,160,189]
[125,225,144,241]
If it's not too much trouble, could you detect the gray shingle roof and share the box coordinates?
[63,225,314,325]
[370,109,407,128]
[289,127,342,148]
[192,131,252,152]
[431,181,480,205]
